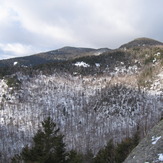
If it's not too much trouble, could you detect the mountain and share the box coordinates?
[0,37,162,68]
[124,119,163,163]
[0,38,163,162]
[119,37,163,49]
[0,46,110,67]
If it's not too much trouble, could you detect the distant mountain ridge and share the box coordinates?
[0,37,162,68]
[0,46,110,67]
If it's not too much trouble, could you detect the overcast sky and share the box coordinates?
[0,0,163,59]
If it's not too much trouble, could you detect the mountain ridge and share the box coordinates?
[0,37,162,68]
[0,46,110,67]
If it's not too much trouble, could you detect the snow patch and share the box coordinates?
[158,154,163,161]
[149,70,163,95]
[154,52,161,56]
[153,58,157,63]
[94,52,102,56]
[95,63,100,67]
[151,136,161,144]
[13,62,18,66]
[74,61,90,68]
[113,65,138,75]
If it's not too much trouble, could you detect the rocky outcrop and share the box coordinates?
[124,120,163,163]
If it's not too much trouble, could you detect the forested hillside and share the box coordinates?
[0,38,163,162]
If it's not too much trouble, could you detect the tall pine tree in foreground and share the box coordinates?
[11,117,67,163]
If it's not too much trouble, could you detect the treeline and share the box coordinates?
[11,117,140,163]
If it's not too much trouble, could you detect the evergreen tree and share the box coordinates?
[115,138,134,163]
[11,117,67,163]
[93,131,140,163]
[132,127,140,147]
[83,150,94,163]
[93,140,115,163]
[115,130,140,163]
[67,150,83,163]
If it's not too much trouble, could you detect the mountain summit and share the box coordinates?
[0,37,162,68]
[120,37,163,49]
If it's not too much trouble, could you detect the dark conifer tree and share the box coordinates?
[11,117,67,163]
[67,150,83,163]
[93,140,115,163]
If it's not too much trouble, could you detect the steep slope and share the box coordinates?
[124,120,163,163]
[120,37,163,49]
[0,72,162,162]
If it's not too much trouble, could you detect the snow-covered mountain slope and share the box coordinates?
[0,69,162,162]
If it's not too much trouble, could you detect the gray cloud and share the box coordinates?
[0,0,163,59]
